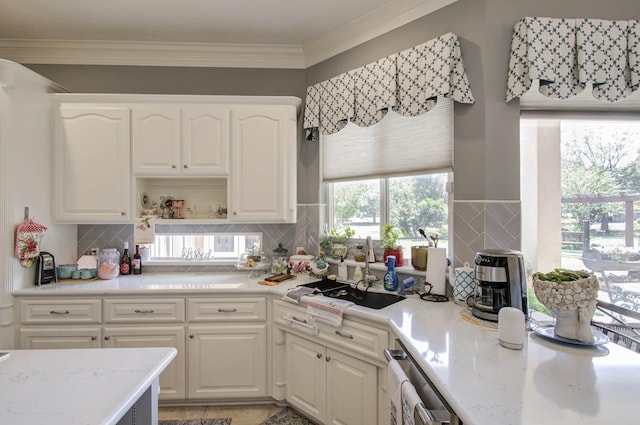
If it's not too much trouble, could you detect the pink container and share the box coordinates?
[98,261,119,280]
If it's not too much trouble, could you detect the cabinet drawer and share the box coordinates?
[188,297,266,322]
[274,299,389,362]
[318,319,389,363]
[274,299,314,333]
[19,299,102,324]
[104,298,185,323]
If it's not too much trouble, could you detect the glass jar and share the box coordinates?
[271,243,289,274]
[98,248,120,266]
[354,243,366,262]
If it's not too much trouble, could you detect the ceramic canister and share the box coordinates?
[453,262,476,304]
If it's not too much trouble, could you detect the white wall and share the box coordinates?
[0,60,76,349]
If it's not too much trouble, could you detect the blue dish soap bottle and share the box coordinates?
[383,255,399,291]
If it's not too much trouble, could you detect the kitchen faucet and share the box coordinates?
[363,236,378,287]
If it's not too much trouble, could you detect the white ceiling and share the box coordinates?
[0,0,456,68]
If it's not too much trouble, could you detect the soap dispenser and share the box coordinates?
[338,256,348,281]
[353,266,363,284]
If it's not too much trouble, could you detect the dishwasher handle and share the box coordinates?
[384,348,452,425]
[415,406,450,425]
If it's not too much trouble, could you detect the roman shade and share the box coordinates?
[303,32,474,142]
[321,97,453,182]
[506,17,640,103]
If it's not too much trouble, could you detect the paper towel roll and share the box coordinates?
[426,247,447,295]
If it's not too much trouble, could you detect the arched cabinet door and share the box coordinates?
[53,105,131,223]
[229,104,297,223]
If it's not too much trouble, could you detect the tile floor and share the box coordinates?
[158,404,285,425]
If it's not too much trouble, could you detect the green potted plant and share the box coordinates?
[381,224,405,266]
[329,226,355,258]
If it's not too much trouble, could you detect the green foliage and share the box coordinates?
[329,226,355,241]
[381,224,405,248]
[561,122,640,230]
[333,181,379,225]
[388,175,448,238]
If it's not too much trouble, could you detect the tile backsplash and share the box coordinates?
[452,200,521,267]
[78,202,521,272]
[77,204,325,272]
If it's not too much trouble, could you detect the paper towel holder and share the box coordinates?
[418,283,449,302]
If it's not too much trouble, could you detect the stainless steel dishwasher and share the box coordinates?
[384,339,461,425]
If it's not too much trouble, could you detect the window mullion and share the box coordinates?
[380,178,389,228]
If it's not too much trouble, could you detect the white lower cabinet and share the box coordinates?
[187,324,267,399]
[286,333,377,425]
[286,334,327,421]
[102,325,186,400]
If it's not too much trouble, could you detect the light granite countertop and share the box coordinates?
[0,347,176,425]
[12,272,640,425]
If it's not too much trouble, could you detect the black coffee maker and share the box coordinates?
[471,249,528,322]
[35,252,56,286]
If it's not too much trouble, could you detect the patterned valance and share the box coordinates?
[303,32,474,141]
[506,17,640,103]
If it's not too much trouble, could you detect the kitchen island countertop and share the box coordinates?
[0,346,176,425]
[12,272,640,425]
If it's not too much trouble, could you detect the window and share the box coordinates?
[321,97,454,261]
[521,115,640,314]
[327,173,451,258]
[148,232,262,263]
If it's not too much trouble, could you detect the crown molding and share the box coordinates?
[0,0,457,69]
[0,39,306,69]
[303,0,458,67]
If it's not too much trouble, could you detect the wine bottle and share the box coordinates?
[120,242,131,275]
[132,244,142,275]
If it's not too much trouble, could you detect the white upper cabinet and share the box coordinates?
[51,94,299,224]
[132,105,229,176]
[182,106,229,176]
[53,105,131,222]
[229,105,297,223]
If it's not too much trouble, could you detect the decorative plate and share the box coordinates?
[532,325,609,347]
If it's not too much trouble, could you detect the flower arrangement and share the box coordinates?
[289,259,312,274]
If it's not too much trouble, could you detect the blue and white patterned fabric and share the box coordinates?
[351,56,396,127]
[303,32,474,141]
[506,17,640,103]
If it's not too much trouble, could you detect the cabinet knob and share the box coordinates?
[121,211,126,216]
[91,336,97,341]
[325,356,331,362]
[233,211,237,215]
[189,334,195,339]
[183,164,188,169]
[172,164,177,168]
[104,336,111,341]
[316,353,323,359]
